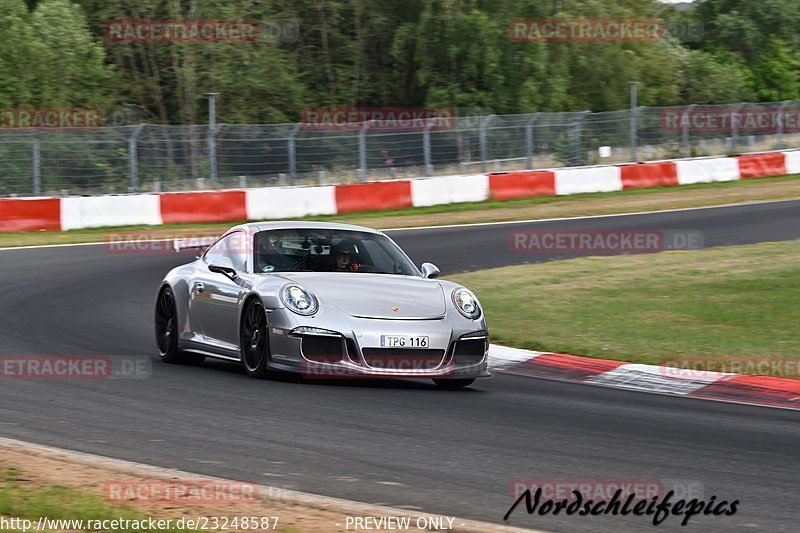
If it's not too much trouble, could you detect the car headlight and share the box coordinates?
[452,288,481,320]
[280,284,319,316]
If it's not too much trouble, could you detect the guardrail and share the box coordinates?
[1,101,799,197]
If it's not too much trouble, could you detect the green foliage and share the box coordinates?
[28,0,115,107]
[696,0,800,62]
[673,46,752,103]
[0,0,797,122]
[695,0,800,104]
[0,0,34,107]
[0,0,115,108]
[745,38,800,101]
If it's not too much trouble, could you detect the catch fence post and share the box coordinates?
[288,123,301,183]
[682,104,696,158]
[32,133,41,195]
[479,115,495,173]
[525,113,541,168]
[128,124,145,192]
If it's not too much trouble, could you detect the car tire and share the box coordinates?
[433,378,476,389]
[155,286,205,365]
[241,298,271,379]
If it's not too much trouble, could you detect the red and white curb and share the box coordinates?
[488,345,800,410]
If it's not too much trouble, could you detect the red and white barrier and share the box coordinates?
[0,198,61,232]
[246,185,337,219]
[2,149,799,232]
[620,162,678,189]
[488,171,555,200]
[736,153,786,179]
[60,195,162,231]
[675,157,740,185]
[785,150,800,175]
[554,165,622,195]
[335,181,412,214]
[411,174,488,206]
[160,191,247,224]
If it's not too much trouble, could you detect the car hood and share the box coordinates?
[277,272,446,319]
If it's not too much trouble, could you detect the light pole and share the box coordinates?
[630,82,638,162]
[206,92,219,186]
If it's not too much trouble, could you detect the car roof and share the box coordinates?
[244,220,384,235]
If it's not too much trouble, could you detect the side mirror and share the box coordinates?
[421,262,440,279]
[208,256,237,278]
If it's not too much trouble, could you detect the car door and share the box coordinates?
[191,231,250,349]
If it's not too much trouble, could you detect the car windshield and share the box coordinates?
[253,229,420,276]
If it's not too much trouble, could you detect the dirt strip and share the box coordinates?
[0,439,535,533]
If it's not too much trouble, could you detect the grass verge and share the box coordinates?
[0,444,497,533]
[2,174,800,248]
[446,240,800,370]
[0,468,196,532]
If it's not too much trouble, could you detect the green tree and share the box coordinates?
[696,0,800,62]
[745,38,800,101]
[673,47,751,104]
[76,0,306,123]
[28,0,115,107]
[0,0,35,107]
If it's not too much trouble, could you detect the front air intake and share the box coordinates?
[300,335,345,363]
[453,337,487,365]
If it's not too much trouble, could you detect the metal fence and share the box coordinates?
[1,101,799,196]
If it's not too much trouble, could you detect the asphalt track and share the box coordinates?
[1,200,799,532]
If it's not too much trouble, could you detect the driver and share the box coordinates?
[330,241,361,272]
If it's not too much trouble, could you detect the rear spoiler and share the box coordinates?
[173,236,218,254]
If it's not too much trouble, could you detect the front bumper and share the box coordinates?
[266,312,490,379]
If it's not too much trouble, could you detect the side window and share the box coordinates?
[227,232,248,272]
[204,232,248,272]
[203,238,225,265]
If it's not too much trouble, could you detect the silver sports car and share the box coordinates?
[155,222,490,388]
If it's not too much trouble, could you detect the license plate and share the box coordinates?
[380,335,429,348]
